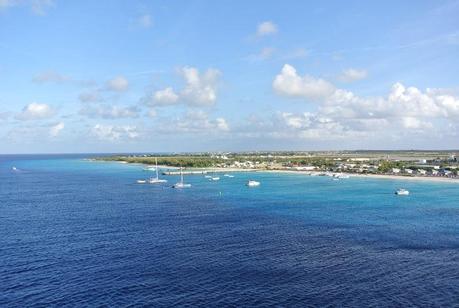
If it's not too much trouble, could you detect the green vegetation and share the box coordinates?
[94,151,459,178]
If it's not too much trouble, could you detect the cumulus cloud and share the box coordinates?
[91,124,139,141]
[256,21,278,37]
[80,104,139,119]
[180,67,220,106]
[273,64,335,100]
[338,68,368,83]
[107,76,129,92]
[49,122,64,137]
[16,102,55,120]
[146,66,220,107]
[269,64,459,141]
[152,87,179,105]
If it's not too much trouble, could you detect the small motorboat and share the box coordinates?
[173,182,192,188]
[224,174,234,178]
[209,177,220,181]
[395,188,410,195]
[148,177,168,184]
[247,180,260,187]
[136,179,147,184]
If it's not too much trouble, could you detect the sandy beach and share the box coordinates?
[263,169,459,183]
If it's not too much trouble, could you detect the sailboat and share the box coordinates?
[173,167,191,188]
[148,158,168,184]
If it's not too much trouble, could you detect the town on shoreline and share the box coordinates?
[94,150,459,181]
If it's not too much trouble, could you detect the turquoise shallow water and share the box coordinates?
[1,155,459,306]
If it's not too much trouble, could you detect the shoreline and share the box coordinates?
[262,169,459,183]
[90,159,459,184]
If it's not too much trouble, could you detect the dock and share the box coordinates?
[162,170,209,175]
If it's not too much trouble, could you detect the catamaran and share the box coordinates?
[173,167,191,188]
[148,158,167,184]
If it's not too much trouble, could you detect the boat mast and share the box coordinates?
[155,157,159,180]
[180,166,184,184]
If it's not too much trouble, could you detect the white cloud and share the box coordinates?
[16,102,55,120]
[266,65,459,142]
[80,104,139,119]
[338,68,368,82]
[273,64,335,100]
[91,124,139,141]
[49,122,64,137]
[180,67,220,106]
[256,21,278,37]
[138,14,152,28]
[145,67,220,107]
[215,117,229,131]
[153,87,179,105]
[107,76,129,92]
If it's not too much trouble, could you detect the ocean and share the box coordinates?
[1,155,458,306]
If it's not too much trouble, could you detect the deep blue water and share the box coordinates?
[1,155,458,307]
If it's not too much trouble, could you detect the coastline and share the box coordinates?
[263,169,459,183]
[90,158,459,184]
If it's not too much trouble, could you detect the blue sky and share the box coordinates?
[1,0,459,153]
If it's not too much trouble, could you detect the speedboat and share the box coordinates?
[395,188,410,195]
[334,173,349,179]
[12,166,18,171]
[247,180,260,187]
[149,177,167,184]
[173,182,192,188]
[136,179,147,184]
[210,176,220,181]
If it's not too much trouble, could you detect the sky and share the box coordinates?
[1,0,459,153]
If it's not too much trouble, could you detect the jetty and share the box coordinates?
[162,170,209,175]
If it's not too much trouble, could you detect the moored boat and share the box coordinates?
[395,188,409,195]
[247,180,260,187]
